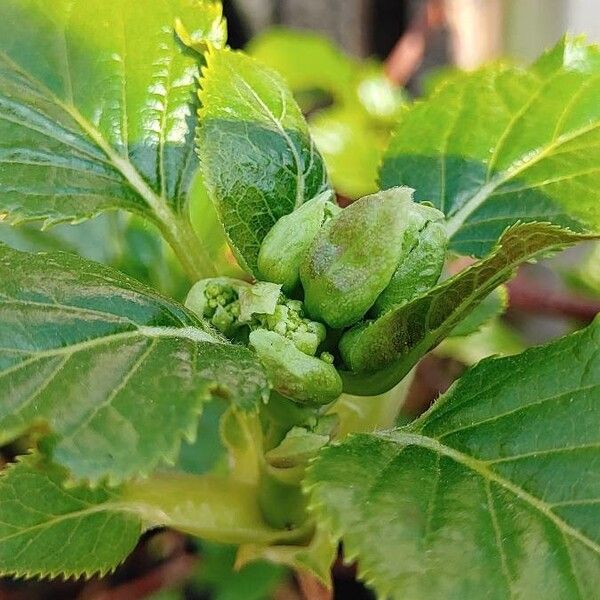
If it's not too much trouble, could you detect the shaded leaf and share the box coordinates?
[308,317,600,599]
[0,245,268,484]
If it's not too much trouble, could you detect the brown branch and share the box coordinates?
[449,258,600,322]
[295,570,333,600]
[384,0,446,85]
[85,553,197,600]
[507,276,600,323]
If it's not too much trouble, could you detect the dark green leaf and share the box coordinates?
[380,36,600,256]
[308,317,600,599]
[197,47,330,274]
[0,245,269,484]
[0,457,141,578]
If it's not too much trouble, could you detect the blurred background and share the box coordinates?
[2,1,600,599]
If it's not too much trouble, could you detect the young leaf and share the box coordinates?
[449,285,508,338]
[380,36,600,256]
[0,457,141,579]
[340,222,597,395]
[0,0,225,278]
[307,317,600,599]
[0,245,269,484]
[197,47,331,274]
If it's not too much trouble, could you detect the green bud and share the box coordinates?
[372,203,447,316]
[320,351,335,365]
[211,304,235,334]
[290,330,321,356]
[257,191,340,293]
[249,329,342,406]
[300,187,415,329]
[186,277,248,321]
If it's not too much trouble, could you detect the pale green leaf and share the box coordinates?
[340,222,597,395]
[0,455,298,579]
[0,457,141,578]
[308,317,600,599]
[380,36,600,256]
[0,244,269,484]
[197,47,331,274]
[309,106,381,198]
[0,0,225,277]
[246,28,356,104]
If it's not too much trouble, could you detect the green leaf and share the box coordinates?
[0,0,225,278]
[340,222,597,395]
[380,36,600,256]
[246,28,356,105]
[309,106,381,198]
[307,317,600,599]
[0,244,269,484]
[449,285,508,338]
[197,47,330,275]
[0,457,141,578]
[0,456,300,579]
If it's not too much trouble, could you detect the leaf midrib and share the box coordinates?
[0,50,172,220]
[445,118,600,238]
[233,65,306,209]
[383,430,600,556]
[0,46,216,278]
[0,325,221,380]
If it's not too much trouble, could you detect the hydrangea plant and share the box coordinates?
[0,1,600,598]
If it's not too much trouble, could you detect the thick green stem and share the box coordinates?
[160,212,217,281]
[122,471,307,545]
[259,462,310,530]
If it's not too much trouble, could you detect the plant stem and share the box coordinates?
[507,274,600,322]
[384,0,446,85]
[160,212,217,281]
[121,471,306,546]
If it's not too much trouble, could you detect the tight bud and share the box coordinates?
[257,191,340,293]
[300,187,415,329]
[371,202,447,316]
[249,329,342,406]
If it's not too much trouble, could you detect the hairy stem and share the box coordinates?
[121,471,306,546]
[160,212,217,281]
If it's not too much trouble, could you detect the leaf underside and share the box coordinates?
[197,46,331,274]
[308,317,600,599]
[0,245,268,484]
[380,36,600,256]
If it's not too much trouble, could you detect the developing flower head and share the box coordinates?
[186,278,327,356]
